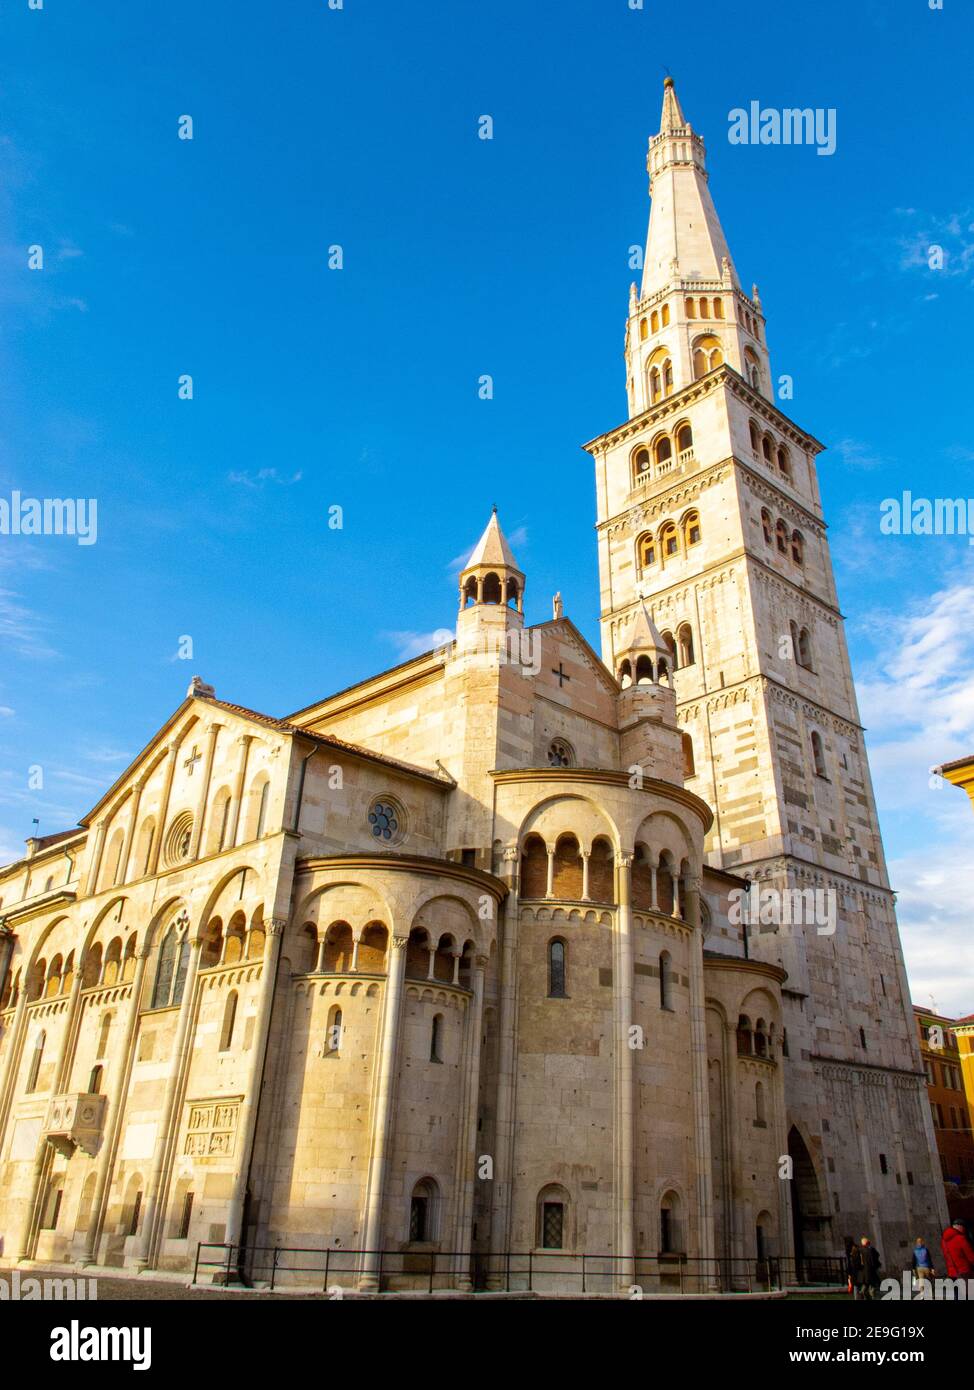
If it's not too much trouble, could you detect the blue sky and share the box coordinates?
[1,0,972,1008]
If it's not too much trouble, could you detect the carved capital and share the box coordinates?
[262,917,287,937]
[391,935,409,952]
[502,846,520,863]
[475,953,489,972]
[616,852,634,868]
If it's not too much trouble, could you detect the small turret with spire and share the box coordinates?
[614,600,683,785]
[456,508,525,648]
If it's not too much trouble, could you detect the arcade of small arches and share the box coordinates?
[635,509,701,572]
[749,420,793,483]
[760,507,804,567]
[736,1013,777,1062]
[520,833,695,918]
[631,421,694,484]
[95,769,274,894]
[460,571,522,612]
[617,622,695,684]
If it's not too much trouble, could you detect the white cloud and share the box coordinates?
[382,628,454,660]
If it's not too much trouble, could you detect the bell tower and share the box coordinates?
[584,78,947,1263]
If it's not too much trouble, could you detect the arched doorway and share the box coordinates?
[788,1126,830,1279]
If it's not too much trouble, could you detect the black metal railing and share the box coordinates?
[193,1243,847,1294]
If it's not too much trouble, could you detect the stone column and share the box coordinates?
[189,722,222,860]
[581,852,591,902]
[227,735,254,849]
[613,851,636,1290]
[722,1019,742,1279]
[685,875,717,1287]
[545,847,555,898]
[17,970,85,1259]
[358,934,408,1290]
[82,945,151,1264]
[487,847,519,1288]
[120,779,147,883]
[454,954,487,1290]
[83,820,109,897]
[223,918,285,1257]
[0,987,31,1140]
[147,744,180,877]
[315,937,326,974]
[136,932,202,1268]
[650,866,659,911]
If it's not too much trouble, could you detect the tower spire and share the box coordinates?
[659,74,686,134]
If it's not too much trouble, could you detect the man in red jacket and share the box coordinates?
[941,1221,974,1278]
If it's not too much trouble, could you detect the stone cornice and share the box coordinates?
[583,365,825,459]
[703,951,788,985]
[489,766,714,833]
[294,851,508,900]
[810,1053,926,1084]
[675,670,864,739]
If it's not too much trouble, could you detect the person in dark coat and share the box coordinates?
[941,1222,974,1279]
[850,1237,882,1299]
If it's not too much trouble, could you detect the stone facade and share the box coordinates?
[0,80,945,1292]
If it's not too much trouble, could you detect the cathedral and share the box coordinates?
[0,80,946,1293]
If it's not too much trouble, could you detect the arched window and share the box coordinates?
[639,317,648,341]
[754,1019,768,1056]
[676,422,693,456]
[220,991,238,1051]
[520,835,547,898]
[409,1178,438,1243]
[548,939,567,998]
[633,446,651,478]
[659,950,672,1009]
[537,1184,569,1250]
[650,309,659,333]
[662,630,677,672]
[88,1064,103,1095]
[811,730,827,778]
[678,624,694,666]
[685,297,696,318]
[151,926,190,1010]
[102,938,121,987]
[26,1030,46,1092]
[755,1081,766,1124]
[618,658,632,688]
[791,529,804,565]
[660,1191,682,1253]
[659,522,679,562]
[775,519,788,554]
[647,348,673,403]
[654,435,672,468]
[699,297,710,319]
[789,619,800,663]
[761,508,773,545]
[637,532,656,569]
[681,731,695,779]
[326,1004,343,1054]
[713,298,724,319]
[97,1011,112,1059]
[749,421,761,455]
[482,572,502,605]
[798,627,812,669]
[430,1013,443,1063]
[736,1014,753,1055]
[744,348,761,389]
[683,511,701,547]
[777,445,791,479]
[692,334,723,379]
[661,303,670,327]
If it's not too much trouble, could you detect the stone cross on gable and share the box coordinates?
[183,745,202,775]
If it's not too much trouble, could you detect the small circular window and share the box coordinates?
[163,811,194,867]
[547,739,575,768]
[368,797,406,845]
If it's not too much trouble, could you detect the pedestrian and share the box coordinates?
[852,1236,881,1300]
[911,1236,934,1291]
[941,1220,974,1279]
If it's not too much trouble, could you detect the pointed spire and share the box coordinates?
[465,509,520,571]
[641,76,738,296]
[659,76,687,134]
[623,600,669,661]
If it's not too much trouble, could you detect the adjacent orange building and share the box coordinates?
[914,1007,974,1222]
